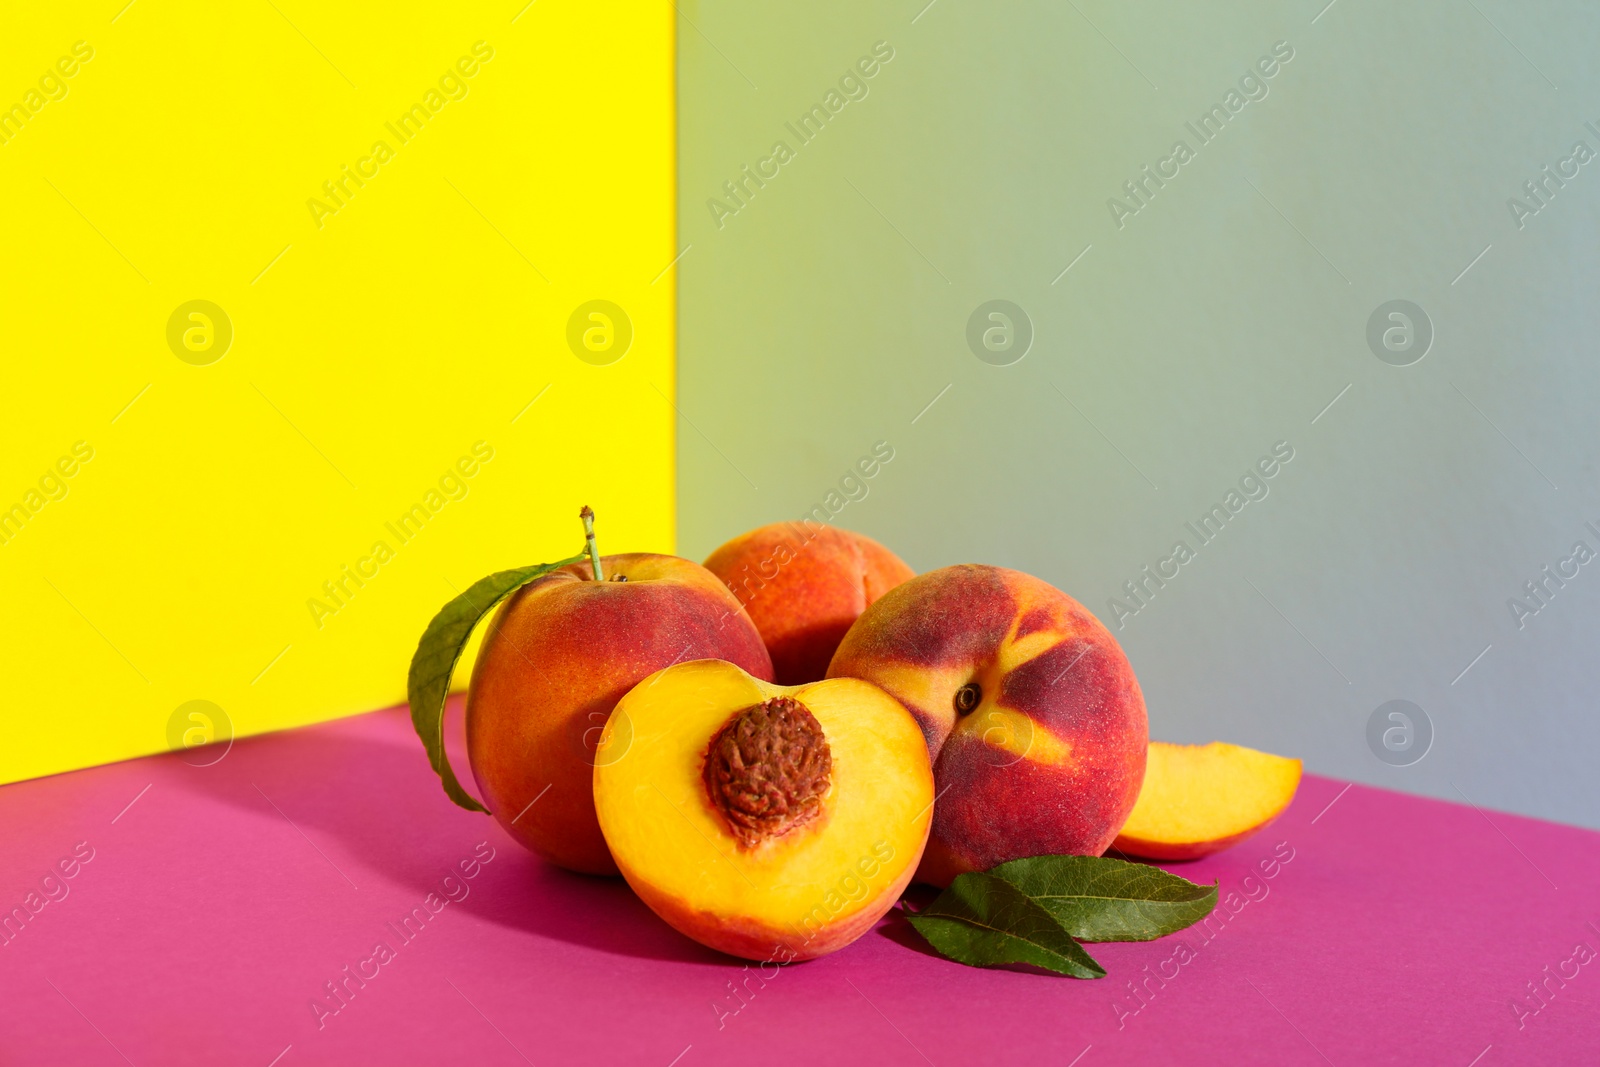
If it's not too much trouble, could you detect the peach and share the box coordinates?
[703,523,914,686]
[466,553,772,876]
[827,564,1147,886]
[592,659,933,961]
[1113,741,1302,860]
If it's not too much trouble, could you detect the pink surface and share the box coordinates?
[3,703,1598,1066]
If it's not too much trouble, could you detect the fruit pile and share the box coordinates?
[408,510,1301,974]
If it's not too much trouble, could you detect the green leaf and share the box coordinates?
[407,554,586,813]
[905,872,1106,979]
[986,854,1217,942]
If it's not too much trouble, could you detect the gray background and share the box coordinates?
[676,0,1600,830]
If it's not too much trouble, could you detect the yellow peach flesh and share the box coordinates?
[1114,741,1302,860]
[593,660,933,960]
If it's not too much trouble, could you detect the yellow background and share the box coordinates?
[0,1,677,783]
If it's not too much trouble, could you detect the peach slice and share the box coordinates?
[1112,741,1302,860]
[592,659,933,961]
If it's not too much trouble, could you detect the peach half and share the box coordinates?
[1113,741,1302,860]
[592,659,933,961]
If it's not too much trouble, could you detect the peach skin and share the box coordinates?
[466,552,772,876]
[704,523,914,686]
[827,564,1147,886]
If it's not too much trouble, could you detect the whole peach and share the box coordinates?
[467,553,772,875]
[827,564,1147,886]
[704,523,914,685]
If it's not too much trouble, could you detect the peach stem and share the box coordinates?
[579,506,604,581]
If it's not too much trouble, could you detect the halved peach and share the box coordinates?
[1113,741,1302,860]
[592,659,933,961]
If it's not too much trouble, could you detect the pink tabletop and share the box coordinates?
[3,701,1597,1066]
